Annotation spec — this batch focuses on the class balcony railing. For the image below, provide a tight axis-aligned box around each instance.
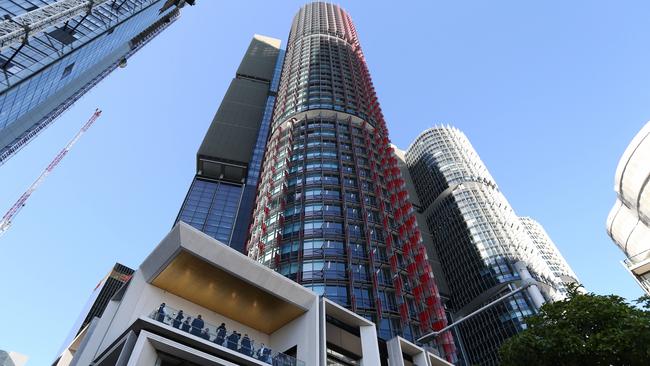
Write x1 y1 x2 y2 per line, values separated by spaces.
623 248 650 268
149 305 305 366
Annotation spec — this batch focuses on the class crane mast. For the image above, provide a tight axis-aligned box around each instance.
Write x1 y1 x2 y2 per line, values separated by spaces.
0 109 102 237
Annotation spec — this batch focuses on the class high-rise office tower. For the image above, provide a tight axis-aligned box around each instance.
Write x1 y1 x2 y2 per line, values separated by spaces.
394 145 471 365
607 121 650 295
520 217 579 292
405 126 575 365
0 0 192 166
246 3 455 361
175 35 283 253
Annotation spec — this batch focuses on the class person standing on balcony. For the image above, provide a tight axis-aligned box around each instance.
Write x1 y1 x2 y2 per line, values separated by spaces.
227 331 240 350
191 314 204 336
215 323 227 345
257 344 267 360
200 327 211 340
240 334 252 356
156 303 166 322
181 317 192 332
172 310 184 328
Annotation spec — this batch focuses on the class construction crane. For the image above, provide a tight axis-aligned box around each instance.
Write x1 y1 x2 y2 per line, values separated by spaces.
0 0 112 52
0 109 102 238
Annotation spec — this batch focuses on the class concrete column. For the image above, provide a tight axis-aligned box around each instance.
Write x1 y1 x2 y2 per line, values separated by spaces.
413 351 427 366
126 334 157 366
515 261 545 309
319 298 327 366
359 325 381 366
386 337 405 366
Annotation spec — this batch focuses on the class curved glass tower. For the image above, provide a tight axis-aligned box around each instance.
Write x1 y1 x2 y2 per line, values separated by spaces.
406 126 573 365
246 2 455 360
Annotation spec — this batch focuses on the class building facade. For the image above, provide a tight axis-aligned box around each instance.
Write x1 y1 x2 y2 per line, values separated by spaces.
520 217 579 293
607 121 650 295
54 262 134 364
0 0 191 166
393 146 470 365
0 350 27 366
56 222 453 366
245 3 454 361
54 263 134 365
404 126 575 365
175 35 283 252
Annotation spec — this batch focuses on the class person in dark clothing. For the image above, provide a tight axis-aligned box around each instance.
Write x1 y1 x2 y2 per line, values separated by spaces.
256 343 271 363
214 323 227 345
226 331 240 350
190 314 204 336
181 317 191 332
200 327 210 340
172 310 184 328
156 303 166 322
240 334 252 356
259 345 273 364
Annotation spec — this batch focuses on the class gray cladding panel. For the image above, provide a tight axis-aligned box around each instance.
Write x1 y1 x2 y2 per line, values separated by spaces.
237 36 281 82
197 78 269 166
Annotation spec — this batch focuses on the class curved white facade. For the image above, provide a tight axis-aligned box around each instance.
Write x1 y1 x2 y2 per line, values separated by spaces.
607 121 650 295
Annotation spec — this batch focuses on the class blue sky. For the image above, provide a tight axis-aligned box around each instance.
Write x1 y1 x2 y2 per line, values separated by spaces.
1 1 648 363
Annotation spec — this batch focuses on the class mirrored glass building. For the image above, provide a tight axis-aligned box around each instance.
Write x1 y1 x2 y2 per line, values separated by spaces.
0 0 191 166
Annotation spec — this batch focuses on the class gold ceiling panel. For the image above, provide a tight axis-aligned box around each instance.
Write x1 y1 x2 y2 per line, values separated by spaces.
152 251 305 334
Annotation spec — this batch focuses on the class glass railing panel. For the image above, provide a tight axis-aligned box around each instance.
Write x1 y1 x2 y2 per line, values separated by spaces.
624 248 650 266
148 305 305 365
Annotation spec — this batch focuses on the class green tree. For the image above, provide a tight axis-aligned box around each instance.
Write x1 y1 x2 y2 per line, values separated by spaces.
499 285 650 366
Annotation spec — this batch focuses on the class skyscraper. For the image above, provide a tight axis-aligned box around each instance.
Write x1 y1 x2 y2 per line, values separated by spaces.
607 121 650 295
520 217 579 293
404 126 575 365
0 0 192 166
175 34 283 252
245 3 454 361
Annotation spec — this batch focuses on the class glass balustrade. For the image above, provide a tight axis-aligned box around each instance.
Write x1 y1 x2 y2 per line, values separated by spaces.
148 304 305 366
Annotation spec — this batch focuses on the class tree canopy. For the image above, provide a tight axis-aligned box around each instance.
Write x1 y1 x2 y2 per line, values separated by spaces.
499 285 650 366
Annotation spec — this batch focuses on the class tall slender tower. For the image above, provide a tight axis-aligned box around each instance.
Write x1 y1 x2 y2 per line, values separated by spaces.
405 126 576 365
0 0 192 166
246 3 454 360
175 35 283 252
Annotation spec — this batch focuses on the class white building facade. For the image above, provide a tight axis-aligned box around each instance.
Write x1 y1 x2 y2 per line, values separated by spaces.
56 222 452 366
607 122 650 295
